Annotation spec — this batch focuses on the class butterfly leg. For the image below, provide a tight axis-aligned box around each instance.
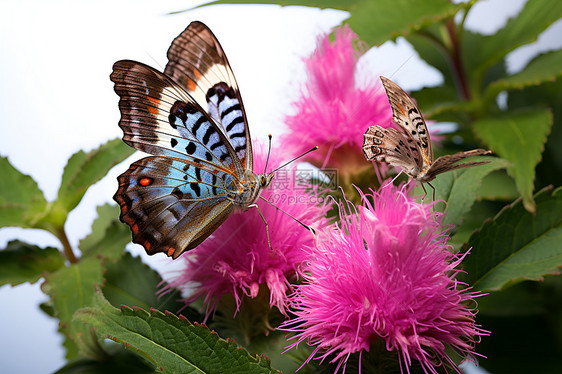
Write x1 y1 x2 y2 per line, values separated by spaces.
427 182 436 202
249 203 272 250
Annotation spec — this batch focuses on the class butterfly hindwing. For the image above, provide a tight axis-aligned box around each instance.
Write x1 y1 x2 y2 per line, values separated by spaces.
380 76 432 165
114 156 236 258
424 149 492 181
164 21 252 171
111 60 244 176
363 125 422 175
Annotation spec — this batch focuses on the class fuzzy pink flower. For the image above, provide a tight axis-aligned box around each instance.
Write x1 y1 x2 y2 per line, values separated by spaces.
282 25 393 172
165 141 330 320
282 183 487 373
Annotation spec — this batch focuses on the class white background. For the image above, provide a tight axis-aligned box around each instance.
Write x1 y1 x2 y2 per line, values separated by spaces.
0 0 560 372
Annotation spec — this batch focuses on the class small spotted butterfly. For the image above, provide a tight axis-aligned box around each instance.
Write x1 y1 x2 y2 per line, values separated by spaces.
111 21 274 259
363 76 491 186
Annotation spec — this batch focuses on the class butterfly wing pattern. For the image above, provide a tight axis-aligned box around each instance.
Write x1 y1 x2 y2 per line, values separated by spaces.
111 22 268 259
363 76 491 183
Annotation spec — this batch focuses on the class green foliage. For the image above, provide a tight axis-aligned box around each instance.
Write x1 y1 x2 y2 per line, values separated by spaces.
473 108 552 212
74 290 281 373
0 156 48 229
0 240 65 286
2 1 561 373
463 186 562 291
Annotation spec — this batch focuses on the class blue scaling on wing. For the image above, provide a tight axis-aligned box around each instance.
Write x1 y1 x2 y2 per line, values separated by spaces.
110 60 243 175
113 155 237 257
168 100 233 168
205 82 247 163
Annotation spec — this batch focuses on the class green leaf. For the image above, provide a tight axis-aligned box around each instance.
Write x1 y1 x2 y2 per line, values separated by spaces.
75 290 281 373
42 257 105 359
190 0 356 9
103 252 191 317
79 204 130 260
463 186 562 291
473 108 552 212
479 169 520 201
57 139 134 214
54 349 154 374
485 50 562 102
0 240 65 286
415 157 509 228
347 0 460 46
0 156 48 229
463 0 562 74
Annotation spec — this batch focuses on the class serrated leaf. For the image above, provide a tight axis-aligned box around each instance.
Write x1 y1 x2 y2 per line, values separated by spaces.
486 50 562 101
42 257 105 360
463 0 562 74
75 290 281 373
79 204 129 260
57 139 134 214
473 108 552 212
0 240 65 286
463 186 562 291
414 157 509 228
103 252 192 317
0 156 48 228
347 0 460 46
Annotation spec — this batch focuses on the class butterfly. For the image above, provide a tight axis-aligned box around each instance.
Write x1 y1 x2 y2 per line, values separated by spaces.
363 76 491 189
110 21 274 259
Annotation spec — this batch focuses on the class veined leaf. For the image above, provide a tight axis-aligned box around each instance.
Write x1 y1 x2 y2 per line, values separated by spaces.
53 350 154 374
415 157 510 228
57 139 134 214
103 252 192 318
75 290 281 373
42 257 105 360
463 0 562 74
0 240 65 286
473 108 552 212
79 204 129 260
0 156 48 229
486 50 562 101
347 0 461 46
463 186 562 291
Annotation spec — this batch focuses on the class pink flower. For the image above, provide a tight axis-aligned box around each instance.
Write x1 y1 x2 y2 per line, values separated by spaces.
165 141 330 321
282 25 393 173
281 183 487 373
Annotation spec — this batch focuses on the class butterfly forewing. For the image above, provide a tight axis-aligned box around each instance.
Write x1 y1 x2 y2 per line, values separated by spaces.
363 125 422 176
164 21 252 171
380 76 432 167
111 60 244 176
363 77 492 184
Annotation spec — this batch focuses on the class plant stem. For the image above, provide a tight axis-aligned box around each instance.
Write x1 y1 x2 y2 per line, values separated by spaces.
57 226 77 264
446 19 471 101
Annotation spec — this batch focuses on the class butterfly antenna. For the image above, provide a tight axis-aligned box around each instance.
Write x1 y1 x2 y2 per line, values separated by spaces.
263 134 273 174
259 196 316 236
267 146 319 176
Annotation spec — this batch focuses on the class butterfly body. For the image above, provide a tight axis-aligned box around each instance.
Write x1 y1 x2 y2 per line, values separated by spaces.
363 77 491 183
111 22 271 259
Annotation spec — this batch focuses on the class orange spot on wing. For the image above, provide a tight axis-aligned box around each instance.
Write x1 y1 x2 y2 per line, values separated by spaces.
396 103 406 116
192 67 203 80
139 177 153 186
187 78 197 91
147 96 160 115
144 241 151 251
131 224 139 235
167 247 175 257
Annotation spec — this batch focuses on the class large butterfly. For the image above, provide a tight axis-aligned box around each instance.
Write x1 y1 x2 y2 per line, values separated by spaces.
111 21 273 259
363 76 491 184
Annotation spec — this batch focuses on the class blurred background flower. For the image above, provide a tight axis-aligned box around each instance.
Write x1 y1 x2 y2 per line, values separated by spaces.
282 25 394 197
